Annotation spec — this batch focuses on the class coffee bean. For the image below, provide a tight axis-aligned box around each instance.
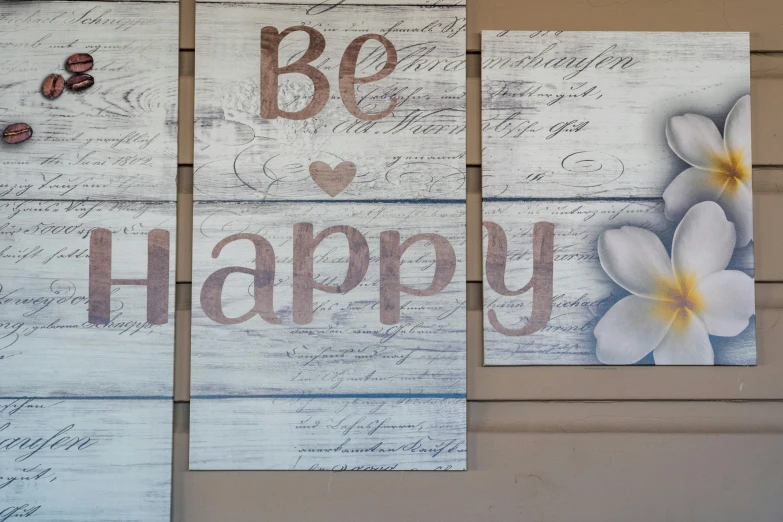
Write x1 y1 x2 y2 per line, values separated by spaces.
3 123 33 145
66 53 94 73
42 73 65 99
66 73 94 92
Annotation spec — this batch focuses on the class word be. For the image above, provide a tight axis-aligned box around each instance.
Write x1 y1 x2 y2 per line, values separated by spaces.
261 26 398 121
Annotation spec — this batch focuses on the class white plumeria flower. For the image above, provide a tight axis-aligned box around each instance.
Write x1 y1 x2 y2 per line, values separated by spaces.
664 95 753 247
595 201 754 365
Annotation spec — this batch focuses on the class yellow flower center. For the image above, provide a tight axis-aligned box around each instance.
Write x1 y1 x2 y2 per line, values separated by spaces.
652 273 704 331
710 149 750 195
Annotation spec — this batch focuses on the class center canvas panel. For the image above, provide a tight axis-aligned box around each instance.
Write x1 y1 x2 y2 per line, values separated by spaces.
190 0 467 470
0 1 178 518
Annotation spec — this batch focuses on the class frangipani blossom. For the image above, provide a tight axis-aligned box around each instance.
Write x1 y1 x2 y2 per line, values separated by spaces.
664 95 753 247
594 201 754 365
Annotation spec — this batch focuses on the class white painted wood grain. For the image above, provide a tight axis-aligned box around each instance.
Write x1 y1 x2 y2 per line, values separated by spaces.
192 0 467 469
190 397 466 470
0 398 171 522
0 2 178 201
194 2 466 201
483 200 756 366
189 201 466 469
196 0 464 8
0 1 177 510
0 200 176 397
49 0 177 2
190 202 465 395
481 31 750 199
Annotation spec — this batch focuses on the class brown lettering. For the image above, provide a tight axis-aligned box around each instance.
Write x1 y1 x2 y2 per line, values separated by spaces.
484 221 554 336
339 34 398 121
261 25 330 120
379 232 456 325
200 234 281 325
293 223 369 325
88 228 169 325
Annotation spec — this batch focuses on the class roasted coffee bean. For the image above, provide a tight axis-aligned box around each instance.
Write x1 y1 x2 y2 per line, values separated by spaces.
3 123 33 145
66 73 94 92
42 73 65 99
66 53 94 73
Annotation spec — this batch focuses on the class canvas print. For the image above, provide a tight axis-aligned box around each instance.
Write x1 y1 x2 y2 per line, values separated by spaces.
0 398 172 522
0 2 178 200
0 1 177 518
481 31 755 366
193 0 466 202
190 0 467 469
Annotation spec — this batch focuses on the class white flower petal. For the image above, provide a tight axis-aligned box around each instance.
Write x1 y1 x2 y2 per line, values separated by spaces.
695 270 755 337
663 167 725 221
666 113 725 170
595 295 674 365
598 227 674 298
724 95 752 167
653 315 714 365
717 179 754 247
671 201 736 282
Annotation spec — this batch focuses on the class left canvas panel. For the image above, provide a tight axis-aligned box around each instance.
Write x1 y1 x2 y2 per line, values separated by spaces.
0 2 177 519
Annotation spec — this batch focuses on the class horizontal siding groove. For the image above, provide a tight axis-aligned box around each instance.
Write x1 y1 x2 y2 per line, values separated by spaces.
172 398 783 403
466 50 783 56
465 164 783 169
469 401 783 433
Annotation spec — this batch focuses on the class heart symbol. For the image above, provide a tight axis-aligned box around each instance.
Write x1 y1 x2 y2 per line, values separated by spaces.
309 161 356 197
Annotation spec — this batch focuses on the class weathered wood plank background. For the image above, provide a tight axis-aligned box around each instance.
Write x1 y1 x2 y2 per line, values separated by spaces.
0 398 172 522
190 397 466 470
481 31 756 366
193 1 466 202
0 200 176 396
190 0 467 470
0 1 179 201
189 201 467 469
0 2 177 520
192 203 465 388
481 31 749 199
191 203 465 395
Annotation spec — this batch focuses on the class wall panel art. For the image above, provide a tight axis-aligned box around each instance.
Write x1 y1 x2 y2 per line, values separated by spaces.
0 1 177 518
482 31 755 366
191 0 467 470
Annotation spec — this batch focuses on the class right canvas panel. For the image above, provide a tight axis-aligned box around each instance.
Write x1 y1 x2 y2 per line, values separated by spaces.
481 31 756 366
